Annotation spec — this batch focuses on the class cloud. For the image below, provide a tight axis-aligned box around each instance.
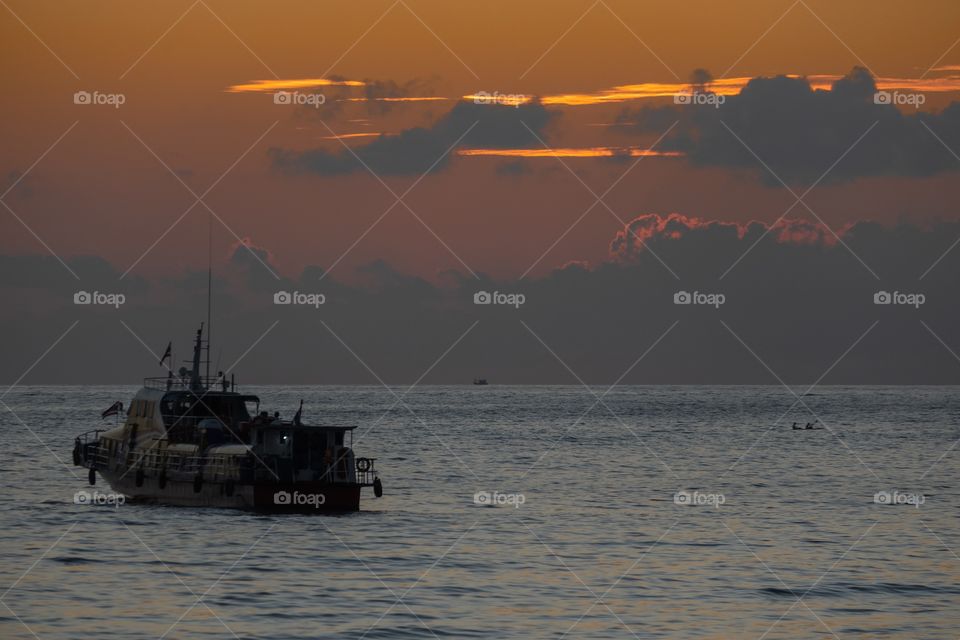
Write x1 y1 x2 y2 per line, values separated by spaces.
0 254 147 293
226 237 281 291
269 99 556 176
3 216 960 384
621 67 960 183
609 213 841 262
226 77 366 92
458 147 679 158
229 237 273 268
358 77 440 114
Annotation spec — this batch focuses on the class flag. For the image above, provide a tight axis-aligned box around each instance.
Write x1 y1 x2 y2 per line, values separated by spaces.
101 401 123 420
293 399 303 426
159 342 172 366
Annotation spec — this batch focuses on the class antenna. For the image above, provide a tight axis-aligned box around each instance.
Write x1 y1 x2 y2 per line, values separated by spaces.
206 210 212 382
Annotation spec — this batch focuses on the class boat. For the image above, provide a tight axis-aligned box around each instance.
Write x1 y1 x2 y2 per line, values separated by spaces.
473 378 488 385
72 324 383 512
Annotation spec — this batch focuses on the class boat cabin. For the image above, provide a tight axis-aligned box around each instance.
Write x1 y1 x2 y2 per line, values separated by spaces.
252 424 359 483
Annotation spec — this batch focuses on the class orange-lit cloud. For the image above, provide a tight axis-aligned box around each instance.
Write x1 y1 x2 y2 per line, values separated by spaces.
320 132 383 140
458 147 682 158
226 78 365 92
231 72 960 106
339 97 449 103
462 93 532 107
610 213 843 262
539 79 748 105
537 74 960 106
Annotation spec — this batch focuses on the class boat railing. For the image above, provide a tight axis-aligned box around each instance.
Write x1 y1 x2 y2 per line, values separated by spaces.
355 458 378 487
74 429 103 446
89 446 112 470
142 376 228 391
78 431 378 487
183 455 216 475
124 450 249 475
74 430 105 469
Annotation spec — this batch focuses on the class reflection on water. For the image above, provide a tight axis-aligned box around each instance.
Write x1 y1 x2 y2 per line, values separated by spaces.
0 385 958 638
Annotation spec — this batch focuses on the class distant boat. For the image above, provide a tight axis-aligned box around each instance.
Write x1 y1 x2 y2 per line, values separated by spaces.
473 378 488 385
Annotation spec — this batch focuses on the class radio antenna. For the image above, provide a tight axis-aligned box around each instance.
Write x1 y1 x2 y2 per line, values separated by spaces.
206 211 212 383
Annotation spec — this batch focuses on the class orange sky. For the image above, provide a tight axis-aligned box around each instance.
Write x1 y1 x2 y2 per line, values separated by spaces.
2 0 960 281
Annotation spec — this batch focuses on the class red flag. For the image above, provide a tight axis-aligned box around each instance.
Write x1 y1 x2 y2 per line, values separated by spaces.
101 401 123 420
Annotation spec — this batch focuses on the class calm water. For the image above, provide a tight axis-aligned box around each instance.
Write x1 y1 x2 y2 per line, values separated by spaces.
0 385 958 639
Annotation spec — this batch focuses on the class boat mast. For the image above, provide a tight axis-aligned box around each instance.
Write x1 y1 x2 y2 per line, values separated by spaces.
206 211 212 383
190 324 204 391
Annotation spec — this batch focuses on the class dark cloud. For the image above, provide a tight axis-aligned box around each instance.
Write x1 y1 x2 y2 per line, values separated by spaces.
0 254 147 294
361 77 438 114
226 238 279 291
270 100 556 176
229 238 273 269
3 216 960 384
610 213 841 264
623 67 960 184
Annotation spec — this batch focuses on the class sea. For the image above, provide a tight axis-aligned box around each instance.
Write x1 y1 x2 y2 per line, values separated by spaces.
0 385 957 639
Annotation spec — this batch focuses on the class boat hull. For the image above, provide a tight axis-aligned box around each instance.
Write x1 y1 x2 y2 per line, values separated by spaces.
96 471 363 513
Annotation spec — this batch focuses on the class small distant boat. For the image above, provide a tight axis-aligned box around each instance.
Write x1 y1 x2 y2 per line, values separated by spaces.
473 378 488 385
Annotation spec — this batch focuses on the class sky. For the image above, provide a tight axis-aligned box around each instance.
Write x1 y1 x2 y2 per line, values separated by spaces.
2 0 960 383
